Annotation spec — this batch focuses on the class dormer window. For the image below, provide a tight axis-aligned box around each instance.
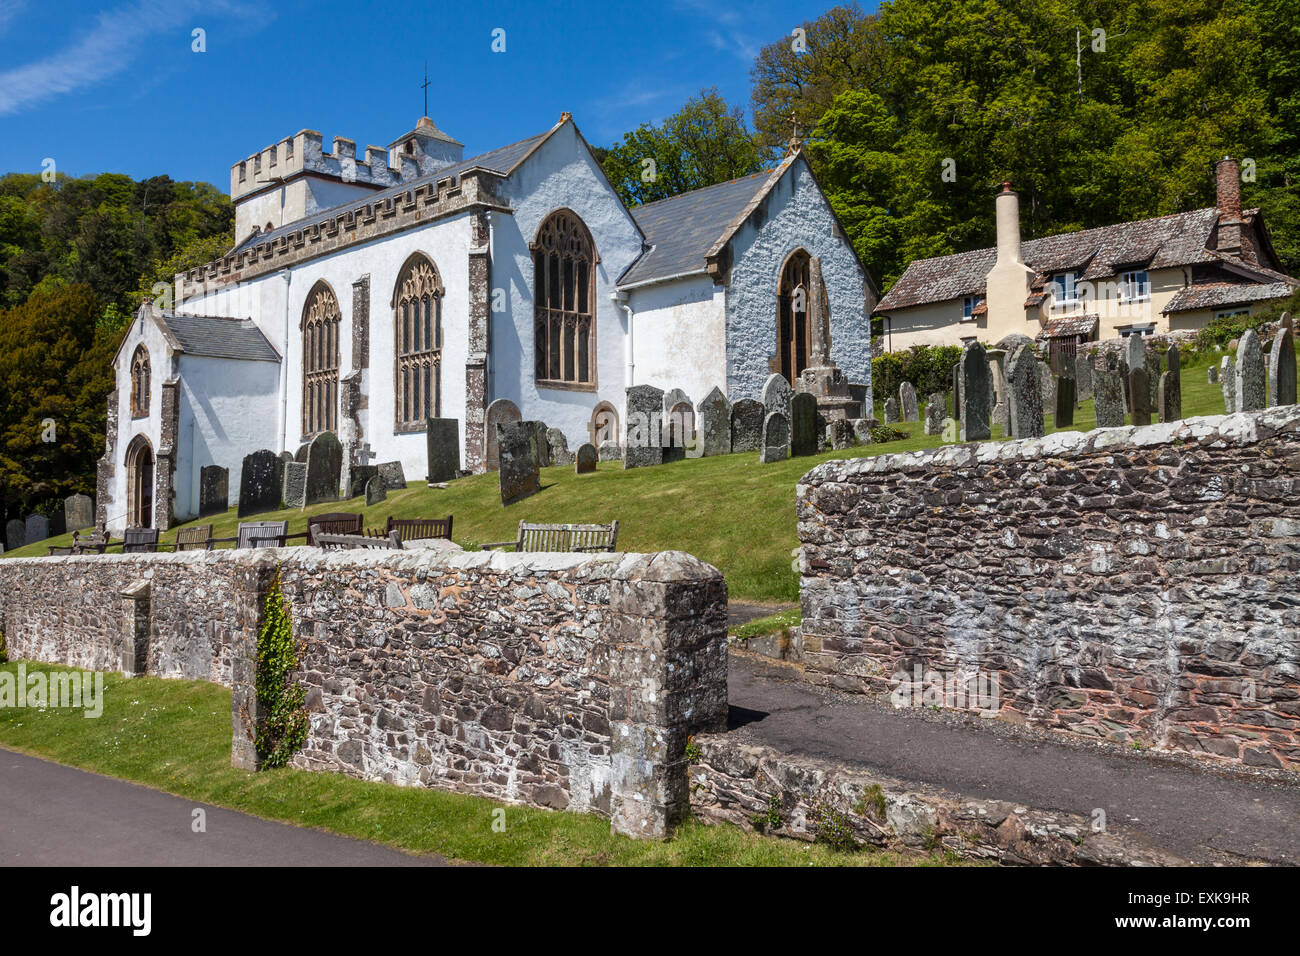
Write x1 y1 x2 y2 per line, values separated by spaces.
1050 272 1078 306
1119 270 1150 302
961 295 983 321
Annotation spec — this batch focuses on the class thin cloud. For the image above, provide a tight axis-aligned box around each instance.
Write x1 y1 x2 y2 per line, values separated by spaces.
0 0 26 34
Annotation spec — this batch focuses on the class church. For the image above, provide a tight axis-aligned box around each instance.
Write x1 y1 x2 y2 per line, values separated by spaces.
98 112 876 531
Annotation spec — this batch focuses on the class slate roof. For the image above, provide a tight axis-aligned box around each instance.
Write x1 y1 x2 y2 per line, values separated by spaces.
1037 314 1100 340
162 313 280 362
234 132 550 253
1163 281 1294 314
877 207 1232 312
617 168 775 287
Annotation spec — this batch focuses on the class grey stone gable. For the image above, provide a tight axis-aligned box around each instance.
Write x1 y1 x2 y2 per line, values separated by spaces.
162 313 281 362
617 169 774 286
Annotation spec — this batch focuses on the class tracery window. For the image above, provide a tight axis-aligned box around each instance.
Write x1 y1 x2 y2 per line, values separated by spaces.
394 254 443 430
130 346 151 418
533 210 597 388
302 282 340 436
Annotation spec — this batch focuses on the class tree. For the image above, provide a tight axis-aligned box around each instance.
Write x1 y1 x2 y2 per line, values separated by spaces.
600 89 766 205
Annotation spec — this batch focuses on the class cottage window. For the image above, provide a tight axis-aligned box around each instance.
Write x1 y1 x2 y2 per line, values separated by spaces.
533 210 597 389
394 254 443 430
1119 270 1150 301
302 282 340 436
130 346 151 419
1051 272 1079 305
961 295 983 321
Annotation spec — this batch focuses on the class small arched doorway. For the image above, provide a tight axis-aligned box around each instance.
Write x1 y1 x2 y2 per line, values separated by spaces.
125 435 155 529
589 401 620 447
777 249 812 384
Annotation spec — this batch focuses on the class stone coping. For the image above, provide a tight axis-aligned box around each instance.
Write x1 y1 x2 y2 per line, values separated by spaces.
1 547 720 583
800 405 1300 483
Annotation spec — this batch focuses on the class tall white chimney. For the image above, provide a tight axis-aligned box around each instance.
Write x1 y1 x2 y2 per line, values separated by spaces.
995 181 1022 265
985 181 1034 340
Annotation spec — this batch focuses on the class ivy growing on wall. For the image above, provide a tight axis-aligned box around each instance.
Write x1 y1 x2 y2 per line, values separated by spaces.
0 626 8 665
254 571 309 768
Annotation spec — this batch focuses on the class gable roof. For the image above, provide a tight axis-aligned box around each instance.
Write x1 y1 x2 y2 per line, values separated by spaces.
877 207 1232 312
162 313 281 362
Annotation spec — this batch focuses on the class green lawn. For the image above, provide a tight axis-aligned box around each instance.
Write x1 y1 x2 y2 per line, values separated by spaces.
0 662 958 867
5 344 1281 603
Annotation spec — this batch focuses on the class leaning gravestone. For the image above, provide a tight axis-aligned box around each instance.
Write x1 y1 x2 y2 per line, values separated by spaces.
761 373 793 423
238 449 285 517
883 397 900 424
759 411 790 464
199 465 229 517
547 427 574 467
625 384 665 469
484 399 522 472
575 443 598 474
1235 329 1265 413
426 418 460 483
377 460 407 491
64 493 94 533
346 465 379 499
282 461 308 509
1221 355 1237 413
1075 353 1094 402
790 392 819 457
924 399 945 436
304 431 343 505
898 381 919 422
498 420 542 505
1055 364 1076 428
1006 345 1044 439
1268 316 1296 406
697 387 732 457
1158 344 1182 423
960 341 992 442
730 398 765 453
1130 367 1152 426
25 514 49 545
5 519 23 551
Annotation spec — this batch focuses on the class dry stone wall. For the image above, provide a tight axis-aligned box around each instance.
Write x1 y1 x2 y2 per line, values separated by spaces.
797 407 1300 770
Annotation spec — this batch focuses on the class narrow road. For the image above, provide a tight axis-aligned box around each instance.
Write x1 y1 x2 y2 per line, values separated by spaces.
0 749 447 866
729 656 1300 864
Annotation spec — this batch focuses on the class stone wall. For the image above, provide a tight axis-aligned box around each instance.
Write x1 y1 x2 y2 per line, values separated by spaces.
0 547 729 837
797 407 1300 770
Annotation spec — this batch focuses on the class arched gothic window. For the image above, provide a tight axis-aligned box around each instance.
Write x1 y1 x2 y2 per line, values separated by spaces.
130 346 151 418
394 254 444 430
533 210 597 388
777 249 812 383
302 282 340 436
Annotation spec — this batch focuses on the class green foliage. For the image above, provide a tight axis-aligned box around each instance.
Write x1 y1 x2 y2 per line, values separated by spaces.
0 627 8 665
810 799 859 852
599 88 766 206
685 737 702 764
870 424 910 443
854 784 887 822
254 571 309 769
872 344 963 401
751 794 784 834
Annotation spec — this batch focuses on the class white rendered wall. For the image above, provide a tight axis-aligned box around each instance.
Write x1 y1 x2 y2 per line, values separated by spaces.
628 276 727 403
724 157 875 404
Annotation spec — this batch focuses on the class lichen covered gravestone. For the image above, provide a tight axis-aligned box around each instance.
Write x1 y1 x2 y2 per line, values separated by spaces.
1158 344 1182 423
924 399 945 436
761 373 792 423
484 399 522 472
1208 365 1218 384
303 431 343 505
790 392 819 457
1006 345 1044 439
759 411 790 464
1235 329 1265 413
1221 355 1236 413
346 464 379 499
624 384 664 469
1075 353 1094 401
63 493 94 533
575 443 598 474
959 341 991 441
376 460 407 491
1143 349 1162 409
1094 358 1126 427
898 381 919 422
730 398 764 453
1130 366 1152 426
199 466 228 517
547 427 574 467
425 418 461 483
498 420 542 505
282 461 308 508
1054 364 1076 428
24 514 49 545
1268 316 1296 407
1037 359 1056 412
238 449 285 517
365 476 387 505
697 387 731 457
883 397 900 424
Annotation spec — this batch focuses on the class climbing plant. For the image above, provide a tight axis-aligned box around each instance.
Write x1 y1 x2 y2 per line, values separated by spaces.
254 570 309 768
0 626 8 665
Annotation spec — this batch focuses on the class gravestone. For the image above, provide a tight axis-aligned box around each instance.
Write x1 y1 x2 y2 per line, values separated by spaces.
238 449 285 517
304 431 344 505
759 411 790 464
526 422 552 468
345 464 379 499
898 382 919 422
1129 367 1152 426
1094 365 1126 427
1207 365 1218 384
924 399 945 436
1006 345 1044 439
25 514 49 545
790 392 820 457
760 373 792 422
1158 344 1182 423
1221 355 1237 413
697 387 731 457
1268 316 1296 406
597 441 622 462
883 397 900 424
199 466 229 518
848 383 869 419
1125 335 1145 380
949 363 962 422
376 460 407 491
282 461 308 508
730 398 765 453
827 419 856 450
662 388 691 421
624 385 665 469
661 402 692 464
1235 329 1265 413
365 477 387 506
547 427 574 467
484 399 522 472
575 443 598 474
64 493 94 532
1144 350 1162 409
1055 365 1076 428
50 512 65 538
959 341 992 442
1037 359 1056 412
5 519 23 551
852 419 876 445
1075 353 1094 402
498 420 542 505
425 418 461 483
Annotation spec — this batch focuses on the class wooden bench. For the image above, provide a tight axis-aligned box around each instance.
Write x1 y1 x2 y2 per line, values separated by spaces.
280 512 365 547
208 520 290 549
315 531 403 551
386 516 453 541
173 525 213 552
483 520 619 554
48 529 112 556
122 528 160 553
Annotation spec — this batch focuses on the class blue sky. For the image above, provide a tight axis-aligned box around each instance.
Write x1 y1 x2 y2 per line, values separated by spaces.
0 0 865 190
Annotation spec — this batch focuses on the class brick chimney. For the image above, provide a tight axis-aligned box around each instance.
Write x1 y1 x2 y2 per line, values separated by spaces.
1214 156 1243 257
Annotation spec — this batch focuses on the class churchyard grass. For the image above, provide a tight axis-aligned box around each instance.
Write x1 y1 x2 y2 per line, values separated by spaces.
0 662 967 866
8 346 1289 603
731 607 802 641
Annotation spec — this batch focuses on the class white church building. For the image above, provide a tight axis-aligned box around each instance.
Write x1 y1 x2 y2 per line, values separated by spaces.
99 112 876 530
